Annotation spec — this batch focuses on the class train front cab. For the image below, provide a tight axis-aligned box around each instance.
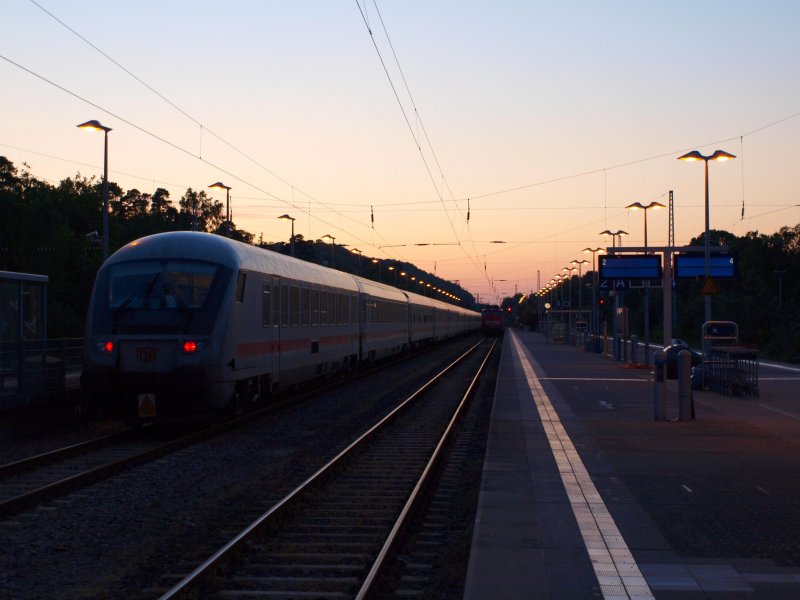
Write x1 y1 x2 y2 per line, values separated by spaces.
82 250 234 422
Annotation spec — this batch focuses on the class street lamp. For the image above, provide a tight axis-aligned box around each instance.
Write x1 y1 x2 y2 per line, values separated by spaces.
625 201 665 251
77 119 112 259
625 202 664 365
600 229 628 247
209 182 232 237
570 259 589 315
562 266 578 307
321 234 336 267
583 247 604 336
372 258 382 282
351 248 362 274
678 149 736 325
277 214 296 257
387 265 397 287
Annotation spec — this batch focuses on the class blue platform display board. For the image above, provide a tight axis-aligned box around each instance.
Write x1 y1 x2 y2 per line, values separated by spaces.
674 254 736 279
599 255 662 280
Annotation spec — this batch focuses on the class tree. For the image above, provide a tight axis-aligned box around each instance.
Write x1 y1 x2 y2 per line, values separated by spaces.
179 188 223 232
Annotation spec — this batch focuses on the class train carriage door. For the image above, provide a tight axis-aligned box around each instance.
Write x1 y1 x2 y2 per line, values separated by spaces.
271 276 281 385
358 294 366 362
231 271 259 370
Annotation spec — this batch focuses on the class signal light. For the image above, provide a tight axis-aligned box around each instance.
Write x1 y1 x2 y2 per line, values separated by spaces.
97 341 114 353
182 341 198 353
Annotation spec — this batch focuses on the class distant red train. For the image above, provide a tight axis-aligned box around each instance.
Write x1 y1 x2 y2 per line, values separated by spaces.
481 306 505 336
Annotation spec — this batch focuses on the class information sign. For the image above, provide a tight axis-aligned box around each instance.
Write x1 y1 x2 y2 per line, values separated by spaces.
674 254 736 279
599 255 662 281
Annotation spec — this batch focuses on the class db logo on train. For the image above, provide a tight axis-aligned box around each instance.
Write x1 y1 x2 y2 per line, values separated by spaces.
137 348 159 363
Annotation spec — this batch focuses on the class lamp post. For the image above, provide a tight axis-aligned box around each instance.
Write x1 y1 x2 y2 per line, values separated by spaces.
562 267 577 308
321 234 336 267
600 229 628 247
625 202 664 365
678 149 736 325
209 182 232 237
625 201 665 251
77 120 112 260
570 259 589 316
387 265 397 287
599 231 627 346
277 214 296 257
583 247 604 336
400 270 408 289
351 248 362 274
372 258 381 282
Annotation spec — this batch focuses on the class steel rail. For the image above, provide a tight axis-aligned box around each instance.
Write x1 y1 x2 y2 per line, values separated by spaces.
356 337 497 599
0 428 137 478
159 338 487 599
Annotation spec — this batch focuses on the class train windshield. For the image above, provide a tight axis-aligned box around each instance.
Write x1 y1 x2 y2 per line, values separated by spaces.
89 259 230 335
109 260 218 310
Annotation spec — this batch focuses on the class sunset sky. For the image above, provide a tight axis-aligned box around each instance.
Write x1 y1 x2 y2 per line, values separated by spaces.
2 1 799 303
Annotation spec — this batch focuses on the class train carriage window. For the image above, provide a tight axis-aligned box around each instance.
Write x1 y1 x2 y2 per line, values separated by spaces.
280 285 289 327
272 283 279 327
319 291 328 325
327 293 335 326
345 295 351 324
335 294 343 325
235 272 246 303
290 286 299 326
301 287 310 325
311 289 319 325
262 283 270 327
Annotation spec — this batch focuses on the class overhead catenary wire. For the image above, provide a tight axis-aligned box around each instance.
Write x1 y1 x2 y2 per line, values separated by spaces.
0 52 398 258
25 0 404 258
12 3 800 296
354 0 489 284
370 0 485 272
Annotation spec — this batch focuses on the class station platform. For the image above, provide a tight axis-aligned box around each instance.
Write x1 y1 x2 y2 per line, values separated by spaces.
464 329 800 599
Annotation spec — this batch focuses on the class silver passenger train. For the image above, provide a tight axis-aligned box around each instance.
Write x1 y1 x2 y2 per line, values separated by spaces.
81 232 480 421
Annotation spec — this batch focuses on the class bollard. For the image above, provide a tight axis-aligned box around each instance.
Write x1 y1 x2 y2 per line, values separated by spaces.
622 337 628 363
678 349 695 420
653 351 667 421
630 335 639 364
614 335 621 361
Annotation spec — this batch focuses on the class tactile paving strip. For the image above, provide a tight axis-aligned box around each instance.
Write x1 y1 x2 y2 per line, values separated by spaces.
511 332 655 600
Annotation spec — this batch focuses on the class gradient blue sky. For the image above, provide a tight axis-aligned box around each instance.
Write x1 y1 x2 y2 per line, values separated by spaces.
2 1 799 302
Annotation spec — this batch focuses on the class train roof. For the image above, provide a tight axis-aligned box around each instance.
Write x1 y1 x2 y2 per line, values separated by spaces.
107 232 479 315
353 275 408 303
106 232 359 292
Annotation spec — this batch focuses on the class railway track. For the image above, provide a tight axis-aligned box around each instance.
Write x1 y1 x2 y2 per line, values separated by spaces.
159 337 496 599
0 336 483 522
0 426 189 518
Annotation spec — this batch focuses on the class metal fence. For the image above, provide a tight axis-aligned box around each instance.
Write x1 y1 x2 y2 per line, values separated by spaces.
0 338 83 409
706 346 759 398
